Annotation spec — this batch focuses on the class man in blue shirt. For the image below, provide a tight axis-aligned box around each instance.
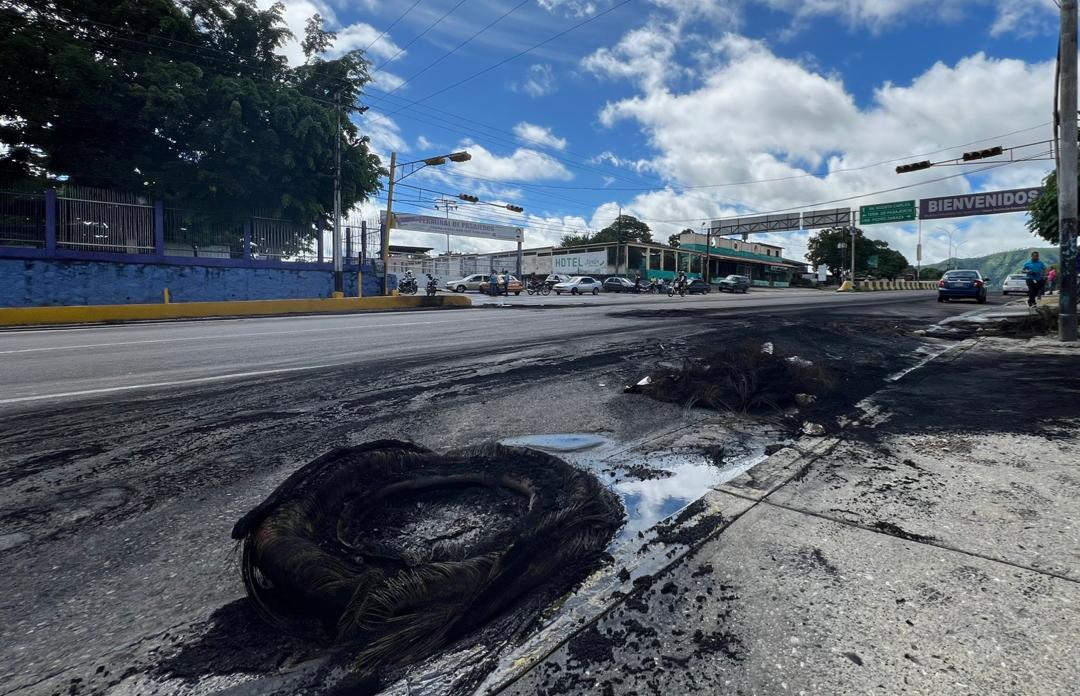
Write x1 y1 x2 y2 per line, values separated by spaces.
1022 251 1047 307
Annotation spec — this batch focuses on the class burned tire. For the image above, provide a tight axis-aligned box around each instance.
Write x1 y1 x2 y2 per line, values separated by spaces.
232 440 621 680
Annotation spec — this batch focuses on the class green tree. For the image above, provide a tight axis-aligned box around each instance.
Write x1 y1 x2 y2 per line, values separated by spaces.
1027 167 1075 244
558 232 592 248
869 240 909 279
807 226 908 279
0 0 383 244
669 228 692 247
595 214 652 244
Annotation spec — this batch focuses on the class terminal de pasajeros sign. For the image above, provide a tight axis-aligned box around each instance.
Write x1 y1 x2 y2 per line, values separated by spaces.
552 250 606 274
382 212 523 242
918 187 1043 220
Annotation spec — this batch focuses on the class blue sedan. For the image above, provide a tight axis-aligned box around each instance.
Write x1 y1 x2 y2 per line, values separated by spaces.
937 270 988 303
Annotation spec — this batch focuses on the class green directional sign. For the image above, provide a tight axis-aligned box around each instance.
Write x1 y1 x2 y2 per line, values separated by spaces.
860 200 916 225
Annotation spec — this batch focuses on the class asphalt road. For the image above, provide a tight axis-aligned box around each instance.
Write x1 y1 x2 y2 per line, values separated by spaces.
0 288 1013 696
0 290 992 408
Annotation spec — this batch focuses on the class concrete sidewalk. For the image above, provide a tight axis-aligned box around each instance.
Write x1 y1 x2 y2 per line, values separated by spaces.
501 335 1080 695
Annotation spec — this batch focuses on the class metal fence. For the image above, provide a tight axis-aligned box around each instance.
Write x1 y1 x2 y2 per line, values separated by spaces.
57 185 154 254
0 188 46 247
251 215 318 262
164 208 243 258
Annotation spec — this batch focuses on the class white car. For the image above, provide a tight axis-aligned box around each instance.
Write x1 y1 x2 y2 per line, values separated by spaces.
444 274 489 293
1001 274 1028 295
553 276 601 295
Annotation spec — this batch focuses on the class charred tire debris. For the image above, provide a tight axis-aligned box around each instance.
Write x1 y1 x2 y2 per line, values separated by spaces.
231 440 622 690
629 339 835 414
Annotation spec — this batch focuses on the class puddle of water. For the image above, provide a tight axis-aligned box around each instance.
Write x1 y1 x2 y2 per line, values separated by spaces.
500 433 609 452
499 433 770 547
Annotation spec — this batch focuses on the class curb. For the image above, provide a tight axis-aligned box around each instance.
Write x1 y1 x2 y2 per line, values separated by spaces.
0 295 472 327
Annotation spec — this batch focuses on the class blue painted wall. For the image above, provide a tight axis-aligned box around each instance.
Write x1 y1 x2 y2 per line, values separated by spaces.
0 258 393 307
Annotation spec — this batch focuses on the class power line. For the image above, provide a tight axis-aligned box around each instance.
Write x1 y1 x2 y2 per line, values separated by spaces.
371 0 471 75
362 0 427 54
385 0 532 96
380 0 633 116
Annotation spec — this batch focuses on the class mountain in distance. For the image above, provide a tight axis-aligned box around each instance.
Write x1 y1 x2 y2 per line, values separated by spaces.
923 247 1059 281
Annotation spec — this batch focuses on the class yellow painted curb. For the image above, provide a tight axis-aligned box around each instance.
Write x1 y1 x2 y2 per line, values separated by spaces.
0 295 472 327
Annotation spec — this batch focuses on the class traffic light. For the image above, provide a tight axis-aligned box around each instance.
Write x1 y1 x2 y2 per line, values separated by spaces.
961 146 1003 161
895 160 932 174
505 204 524 213
458 193 479 202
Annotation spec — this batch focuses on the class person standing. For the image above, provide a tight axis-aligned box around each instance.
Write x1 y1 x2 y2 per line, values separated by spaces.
1047 266 1058 295
1022 251 1047 308
502 269 510 296
488 269 498 297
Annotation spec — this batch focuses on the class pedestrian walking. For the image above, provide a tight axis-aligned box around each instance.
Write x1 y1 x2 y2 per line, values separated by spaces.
1022 251 1047 308
1047 266 1058 295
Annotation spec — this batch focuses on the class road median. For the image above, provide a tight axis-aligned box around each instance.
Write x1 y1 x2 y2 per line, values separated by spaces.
0 294 471 327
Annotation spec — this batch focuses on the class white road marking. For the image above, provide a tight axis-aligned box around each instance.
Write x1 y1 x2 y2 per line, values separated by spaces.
0 362 352 405
0 316 490 354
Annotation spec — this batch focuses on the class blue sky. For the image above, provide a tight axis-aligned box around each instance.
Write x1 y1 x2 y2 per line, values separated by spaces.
271 0 1061 264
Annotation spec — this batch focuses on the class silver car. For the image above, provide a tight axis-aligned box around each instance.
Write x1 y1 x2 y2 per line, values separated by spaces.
1001 274 1027 295
552 276 601 295
444 274 489 293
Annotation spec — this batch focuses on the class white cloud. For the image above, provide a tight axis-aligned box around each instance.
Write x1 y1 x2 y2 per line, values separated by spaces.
513 122 568 150
329 22 402 62
358 111 407 156
537 0 599 18
578 16 1055 263
511 64 558 98
645 0 1056 38
450 142 573 181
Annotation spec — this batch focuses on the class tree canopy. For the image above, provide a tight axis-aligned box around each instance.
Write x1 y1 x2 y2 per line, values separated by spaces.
807 226 909 279
0 0 383 228
1027 167 1074 245
559 214 653 248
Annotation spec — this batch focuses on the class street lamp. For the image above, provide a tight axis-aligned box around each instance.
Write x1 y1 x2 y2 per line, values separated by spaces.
382 151 471 295
935 225 958 269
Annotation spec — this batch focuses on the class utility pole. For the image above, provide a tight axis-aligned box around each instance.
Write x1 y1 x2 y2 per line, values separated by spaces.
333 91 343 295
616 206 623 276
1059 0 1078 341
916 218 922 281
381 151 396 296
434 197 458 278
849 221 856 286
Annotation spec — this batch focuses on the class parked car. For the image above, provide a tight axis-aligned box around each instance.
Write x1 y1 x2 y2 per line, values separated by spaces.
544 274 571 287
1001 274 1028 295
603 277 636 293
686 278 711 294
444 274 489 293
479 275 523 295
716 274 750 293
937 269 988 303
553 276 601 295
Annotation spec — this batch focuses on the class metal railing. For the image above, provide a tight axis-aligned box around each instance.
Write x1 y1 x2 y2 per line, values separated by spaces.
251 215 318 262
1 186 385 268
164 208 243 258
0 188 45 247
56 186 153 253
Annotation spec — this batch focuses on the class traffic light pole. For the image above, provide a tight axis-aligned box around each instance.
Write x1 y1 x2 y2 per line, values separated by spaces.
1059 0 1078 341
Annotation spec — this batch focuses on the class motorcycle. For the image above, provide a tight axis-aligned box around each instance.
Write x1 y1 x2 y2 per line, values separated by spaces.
526 280 551 296
398 275 418 295
425 275 439 297
667 281 687 298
